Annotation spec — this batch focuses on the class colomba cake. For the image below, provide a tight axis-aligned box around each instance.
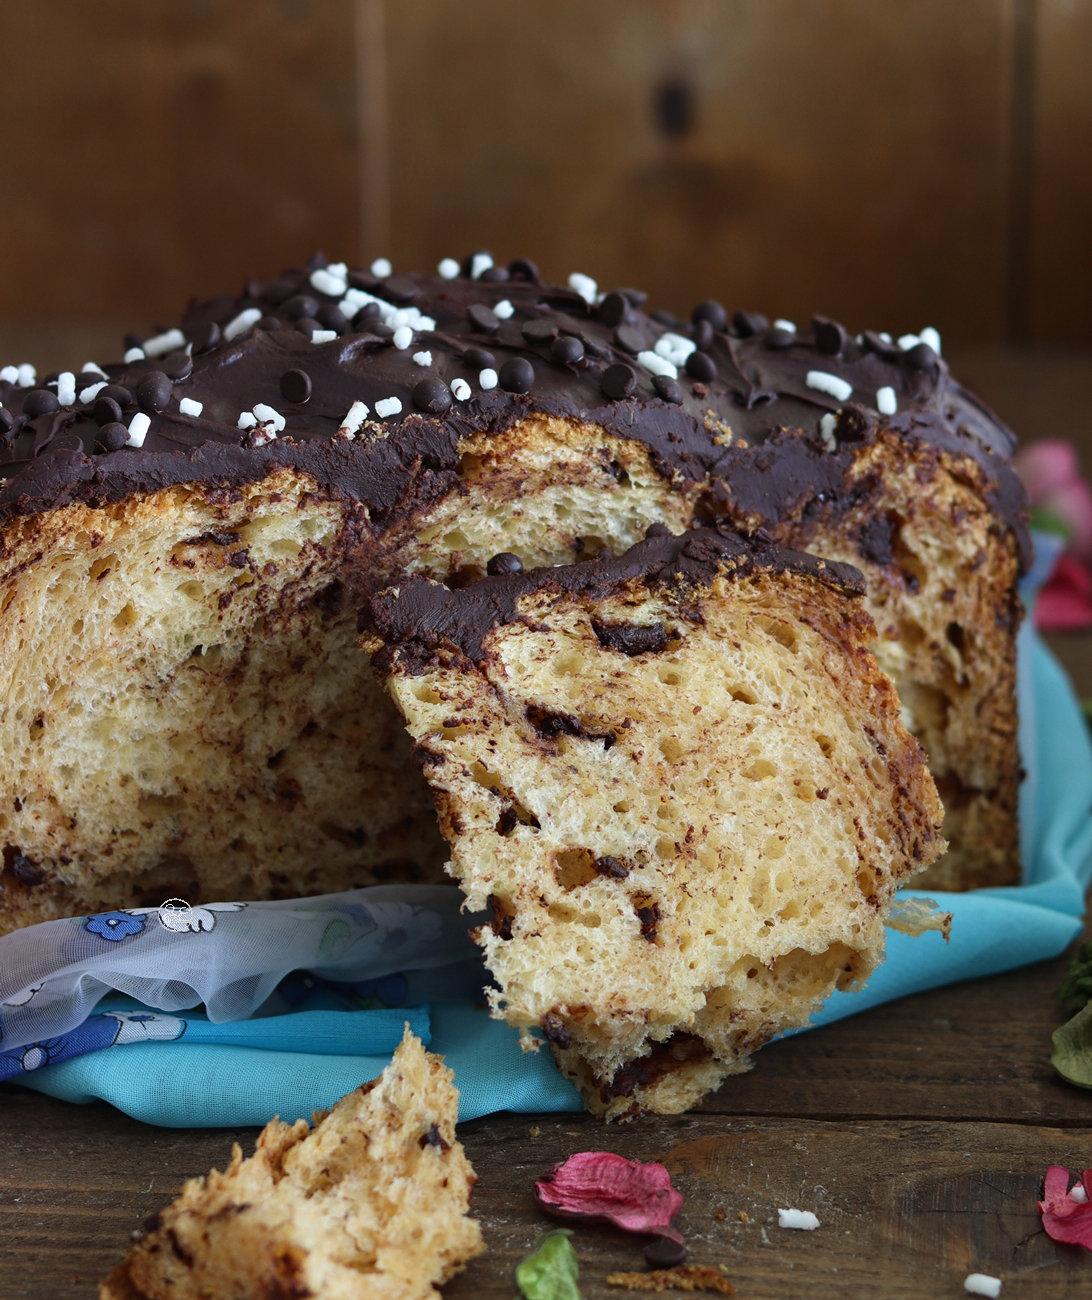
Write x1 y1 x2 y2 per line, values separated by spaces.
363 525 946 1117
0 254 1026 932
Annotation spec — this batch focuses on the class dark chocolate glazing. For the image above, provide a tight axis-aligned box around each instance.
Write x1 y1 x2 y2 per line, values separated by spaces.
0 255 1029 568
366 524 867 669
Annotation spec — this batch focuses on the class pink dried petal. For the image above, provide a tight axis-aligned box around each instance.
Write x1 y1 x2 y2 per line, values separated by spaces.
1041 480 1092 560
535 1151 684 1244
1015 440 1080 502
1036 556 1092 632
1037 1165 1092 1249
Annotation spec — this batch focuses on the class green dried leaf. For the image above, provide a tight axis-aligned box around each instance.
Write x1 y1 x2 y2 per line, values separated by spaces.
1051 1000 1092 1090
1056 940 1092 1016
516 1229 581 1300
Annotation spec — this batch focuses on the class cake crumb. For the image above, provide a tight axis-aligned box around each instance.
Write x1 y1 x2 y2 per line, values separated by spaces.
714 1208 726 1221
736 1210 748 1223
606 1266 734 1294
528 1125 541 1138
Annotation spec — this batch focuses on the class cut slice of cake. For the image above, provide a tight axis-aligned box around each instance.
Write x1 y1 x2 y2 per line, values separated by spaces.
364 527 946 1118
99 1028 483 1300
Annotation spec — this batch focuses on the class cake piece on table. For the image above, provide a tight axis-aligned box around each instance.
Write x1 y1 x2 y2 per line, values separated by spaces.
363 526 946 1118
99 1028 482 1300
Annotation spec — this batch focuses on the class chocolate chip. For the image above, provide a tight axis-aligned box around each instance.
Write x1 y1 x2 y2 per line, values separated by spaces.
136 371 172 413
0 407 12 435
464 346 496 369
903 341 938 372
487 552 523 575
263 279 296 306
243 278 262 301
347 270 382 293
652 374 685 404
731 309 768 337
461 250 492 277
256 315 281 332
692 299 728 332
306 251 328 271
686 350 717 382
316 305 350 335
21 389 58 418
367 322 395 341
294 317 321 339
467 304 501 333
123 332 143 351
161 353 193 382
763 326 795 350
507 257 539 281
581 336 609 359
644 1237 687 1269
522 319 558 344
283 294 320 321
413 378 453 414
601 363 637 399
613 325 644 355
812 314 847 356
356 303 383 326
479 265 510 283
652 310 680 327
97 422 129 452
598 292 629 328
189 320 220 354
861 330 900 358
99 384 133 409
280 369 312 404
620 288 649 307
383 275 419 303
499 358 534 393
692 318 714 352
645 523 673 538
552 335 584 365
93 396 123 427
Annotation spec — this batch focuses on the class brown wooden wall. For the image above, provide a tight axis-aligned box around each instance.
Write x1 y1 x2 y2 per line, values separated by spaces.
0 0 1088 356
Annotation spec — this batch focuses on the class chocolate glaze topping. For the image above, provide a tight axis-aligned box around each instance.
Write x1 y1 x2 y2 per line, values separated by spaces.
366 523 867 670
0 255 1029 569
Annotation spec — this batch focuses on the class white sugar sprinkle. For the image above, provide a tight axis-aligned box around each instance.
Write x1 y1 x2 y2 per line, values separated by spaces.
375 396 402 418
819 412 838 451
777 1208 820 1231
876 386 897 416
879 331 893 344
238 411 257 430
655 332 696 367
311 330 338 345
310 267 348 297
494 299 514 319
438 257 460 279
224 308 262 342
412 350 433 366
392 326 414 350
773 318 797 332
56 372 76 406
79 381 106 404
17 363 35 387
919 326 942 355
470 253 493 279
124 347 145 363
126 412 150 448
451 378 471 401
141 328 186 358
370 257 393 278
568 272 598 304
0 366 19 384
479 367 498 390
179 397 203 418
252 402 286 433
338 287 435 333
81 361 108 378
638 349 677 379
806 370 853 402
964 1274 1001 1298
897 333 921 351
339 399 370 438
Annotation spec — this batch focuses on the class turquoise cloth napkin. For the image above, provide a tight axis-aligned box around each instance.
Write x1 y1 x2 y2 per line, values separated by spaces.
9 627 1092 1126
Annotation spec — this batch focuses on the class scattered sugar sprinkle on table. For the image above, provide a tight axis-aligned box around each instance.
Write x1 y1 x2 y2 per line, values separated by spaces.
777 1208 819 1230
964 1273 1001 1298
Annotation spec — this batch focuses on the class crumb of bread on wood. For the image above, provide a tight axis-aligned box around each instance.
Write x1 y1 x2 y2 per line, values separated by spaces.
606 1265 734 1293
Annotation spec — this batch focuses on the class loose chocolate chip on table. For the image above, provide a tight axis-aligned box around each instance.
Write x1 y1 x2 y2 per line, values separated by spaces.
21 389 59 418
652 374 685 404
93 396 124 427
282 294 320 321
99 384 133 409
686 350 717 382
256 315 282 332
552 335 585 365
464 346 496 369
644 1237 687 1269
692 299 728 332
812 314 847 356
522 319 558 344
499 358 534 393
97 422 130 452
903 341 939 372
692 318 714 352
507 257 539 281
731 309 768 337
487 552 524 575
467 304 501 333
413 378 453 414
763 326 795 350
601 363 637 400
189 320 221 354
613 325 644 355
135 371 172 413
294 317 322 339
479 265 510 283
280 369 312 404
598 291 630 328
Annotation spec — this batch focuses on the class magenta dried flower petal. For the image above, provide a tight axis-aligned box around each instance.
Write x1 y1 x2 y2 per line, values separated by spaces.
534 1151 684 1244
1037 1164 1092 1249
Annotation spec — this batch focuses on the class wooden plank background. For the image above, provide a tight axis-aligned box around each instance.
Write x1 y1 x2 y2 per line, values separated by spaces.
0 1 1089 353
